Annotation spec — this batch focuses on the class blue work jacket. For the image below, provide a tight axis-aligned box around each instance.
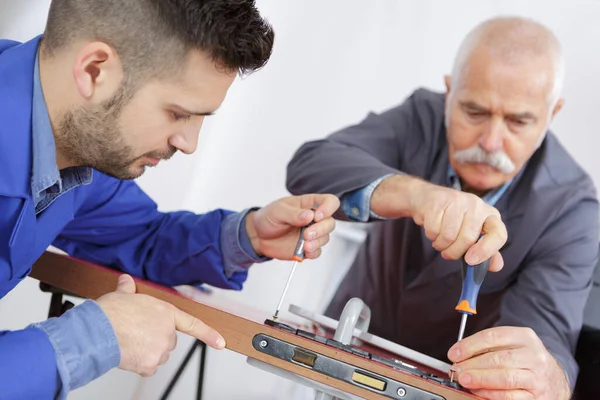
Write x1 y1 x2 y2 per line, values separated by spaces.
0 37 249 398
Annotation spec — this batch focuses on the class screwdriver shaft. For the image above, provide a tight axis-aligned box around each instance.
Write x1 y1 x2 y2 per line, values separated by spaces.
457 313 468 342
450 313 469 383
272 212 316 320
273 260 299 320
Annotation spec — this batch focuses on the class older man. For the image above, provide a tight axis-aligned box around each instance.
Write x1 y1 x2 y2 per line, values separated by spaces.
287 16 599 399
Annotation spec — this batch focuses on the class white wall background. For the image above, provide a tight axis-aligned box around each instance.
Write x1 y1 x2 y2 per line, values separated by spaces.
1 0 599 399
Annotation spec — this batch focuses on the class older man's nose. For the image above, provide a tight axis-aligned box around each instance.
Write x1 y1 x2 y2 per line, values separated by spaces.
479 119 505 153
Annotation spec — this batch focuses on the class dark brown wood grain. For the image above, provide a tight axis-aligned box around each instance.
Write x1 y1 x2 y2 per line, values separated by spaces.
30 251 477 400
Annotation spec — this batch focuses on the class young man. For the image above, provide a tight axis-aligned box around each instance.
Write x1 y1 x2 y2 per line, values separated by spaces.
0 0 339 398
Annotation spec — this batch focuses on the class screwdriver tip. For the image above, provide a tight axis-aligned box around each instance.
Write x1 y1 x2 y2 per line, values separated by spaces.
450 370 455 383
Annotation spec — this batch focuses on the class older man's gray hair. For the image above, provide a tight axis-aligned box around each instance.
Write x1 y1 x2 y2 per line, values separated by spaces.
449 16 565 110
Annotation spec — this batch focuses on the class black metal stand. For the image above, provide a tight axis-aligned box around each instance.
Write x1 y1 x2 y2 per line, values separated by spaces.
40 282 76 318
40 282 208 400
160 339 207 400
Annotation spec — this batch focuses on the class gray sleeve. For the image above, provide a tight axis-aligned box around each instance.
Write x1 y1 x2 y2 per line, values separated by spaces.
286 90 436 220
495 192 599 391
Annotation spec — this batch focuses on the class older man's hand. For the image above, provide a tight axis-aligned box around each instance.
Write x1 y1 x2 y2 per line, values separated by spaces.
371 174 507 271
448 326 571 400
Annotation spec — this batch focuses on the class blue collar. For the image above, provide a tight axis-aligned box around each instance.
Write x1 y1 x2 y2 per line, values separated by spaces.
31 46 61 205
30 45 92 210
447 165 512 207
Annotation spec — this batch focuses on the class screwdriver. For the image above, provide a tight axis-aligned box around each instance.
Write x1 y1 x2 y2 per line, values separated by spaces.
450 257 491 383
273 218 315 320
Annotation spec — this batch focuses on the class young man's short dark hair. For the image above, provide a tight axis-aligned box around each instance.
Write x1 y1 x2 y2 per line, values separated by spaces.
42 0 274 81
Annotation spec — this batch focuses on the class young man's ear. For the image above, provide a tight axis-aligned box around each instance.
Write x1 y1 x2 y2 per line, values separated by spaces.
73 41 123 101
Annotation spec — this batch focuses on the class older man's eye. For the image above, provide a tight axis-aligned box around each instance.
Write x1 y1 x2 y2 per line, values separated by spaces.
510 118 527 127
467 111 486 119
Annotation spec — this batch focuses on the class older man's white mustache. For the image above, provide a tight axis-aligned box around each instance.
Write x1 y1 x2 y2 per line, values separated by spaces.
453 146 516 174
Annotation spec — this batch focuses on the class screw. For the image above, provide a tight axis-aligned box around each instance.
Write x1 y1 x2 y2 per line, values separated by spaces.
396 387 406 397
259 340 268 348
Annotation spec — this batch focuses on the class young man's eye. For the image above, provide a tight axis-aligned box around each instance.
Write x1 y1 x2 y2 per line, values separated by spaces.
172 112 191 121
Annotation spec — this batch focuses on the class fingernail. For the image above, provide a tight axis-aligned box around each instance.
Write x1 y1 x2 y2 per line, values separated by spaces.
460 373 471 385
466 251 480 265
316 212 324 221
300 210 312 221
118 275 129 284
216 336 226 349
309 230 317 240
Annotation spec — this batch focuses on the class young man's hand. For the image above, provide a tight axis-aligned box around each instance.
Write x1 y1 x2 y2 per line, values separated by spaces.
245 193 340 260
97 275 225 377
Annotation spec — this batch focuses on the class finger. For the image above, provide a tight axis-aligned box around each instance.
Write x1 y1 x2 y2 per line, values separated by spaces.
488 252 505 272
465 215 507 266
269 201 315 228
173 308 226 350
304 217 335 241
303 235 331 253
453 348 534 372
168 331 178 351
298 194 340 221
115 274 136 294
304 248 322 260
448 327 535 363
432 204 465 252
458 368 536 391
441 211 482 260
159 352 170 365
422 204 445 242
470 389 535 400
140 366 158 378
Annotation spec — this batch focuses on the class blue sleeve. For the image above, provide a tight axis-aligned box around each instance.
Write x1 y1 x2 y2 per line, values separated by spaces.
31 300 120 398
0 196 60 398
0 328 60 399
340 174 394 222
220 208 271 278
52 172 253 289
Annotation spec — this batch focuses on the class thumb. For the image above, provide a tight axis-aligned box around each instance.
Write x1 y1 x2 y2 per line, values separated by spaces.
115 274 136 294
267 201 314 228
296 208 315 226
